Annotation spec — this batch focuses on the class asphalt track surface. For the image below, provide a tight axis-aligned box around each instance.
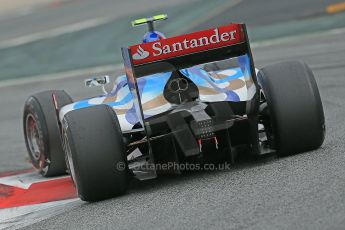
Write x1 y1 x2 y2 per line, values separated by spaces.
0 0 192 43
1 1 345 230
0 26 344 230
190 0 342 30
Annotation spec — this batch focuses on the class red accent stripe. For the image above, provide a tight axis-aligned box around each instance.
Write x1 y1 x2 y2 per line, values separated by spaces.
0 176 76 209
52 93 59 110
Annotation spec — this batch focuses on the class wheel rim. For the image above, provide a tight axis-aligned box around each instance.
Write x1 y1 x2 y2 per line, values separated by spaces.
25 114 42 161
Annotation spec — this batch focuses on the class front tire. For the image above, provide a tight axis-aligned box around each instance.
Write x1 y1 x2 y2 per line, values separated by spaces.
257 61 325 156
23 90 73 176
63 104 129 201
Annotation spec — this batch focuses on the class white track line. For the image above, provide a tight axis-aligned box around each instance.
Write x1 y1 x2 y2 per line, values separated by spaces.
0 199 80 230
0 64 121 88
251 26 345 48
0 172 70 189
0 16 112 49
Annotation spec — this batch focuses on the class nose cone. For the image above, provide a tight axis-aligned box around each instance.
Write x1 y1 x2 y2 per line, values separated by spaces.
143 31 166 43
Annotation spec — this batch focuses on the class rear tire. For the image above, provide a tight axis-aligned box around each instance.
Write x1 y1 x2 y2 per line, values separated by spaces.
63 104 129 201
257 61 325 156
23 90 73 176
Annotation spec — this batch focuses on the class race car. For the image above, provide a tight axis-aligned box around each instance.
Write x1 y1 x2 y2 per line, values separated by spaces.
23 14 325 201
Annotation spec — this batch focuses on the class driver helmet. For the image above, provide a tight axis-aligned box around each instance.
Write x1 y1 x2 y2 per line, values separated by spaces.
143 31 166 43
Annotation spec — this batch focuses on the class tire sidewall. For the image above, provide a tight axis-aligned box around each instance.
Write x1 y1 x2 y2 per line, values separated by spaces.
23 97 50 174
23 90 73 176
257 61 325 155
63 105 129 201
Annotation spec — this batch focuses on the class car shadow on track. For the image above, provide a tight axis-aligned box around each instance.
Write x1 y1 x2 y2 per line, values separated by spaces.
125 153 279 196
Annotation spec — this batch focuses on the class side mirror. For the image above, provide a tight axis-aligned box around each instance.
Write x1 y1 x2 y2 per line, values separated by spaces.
85 75 110 87
85 75 111 95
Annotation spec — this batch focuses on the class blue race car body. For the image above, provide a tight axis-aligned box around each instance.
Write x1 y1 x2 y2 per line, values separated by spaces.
59 58 256 132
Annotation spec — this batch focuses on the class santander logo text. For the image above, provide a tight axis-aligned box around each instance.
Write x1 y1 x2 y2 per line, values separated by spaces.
130 23 244 65
151 29 236 57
